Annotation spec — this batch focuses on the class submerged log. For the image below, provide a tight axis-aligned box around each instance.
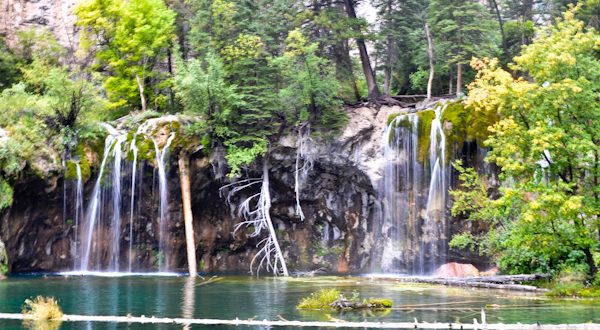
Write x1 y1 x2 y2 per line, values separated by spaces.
388 275 549 292
0 313 598 329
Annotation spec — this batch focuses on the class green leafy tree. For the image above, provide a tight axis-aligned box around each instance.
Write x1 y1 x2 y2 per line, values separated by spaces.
455 6 600 277
0 38 22 91
373 0 428 95
76 0 176 112
274 29 344 130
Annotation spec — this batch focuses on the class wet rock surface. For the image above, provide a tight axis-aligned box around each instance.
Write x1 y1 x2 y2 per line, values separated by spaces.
0 107 493 274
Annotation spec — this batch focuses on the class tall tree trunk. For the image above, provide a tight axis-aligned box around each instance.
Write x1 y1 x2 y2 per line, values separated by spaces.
424 22 435 100
383 35 393 96
179 152 197 277
490 0 509 61
383 0 394 97
448 64 453 95
456 63 463 97
342 0 380 101
584 247 598 277
136 74 147 112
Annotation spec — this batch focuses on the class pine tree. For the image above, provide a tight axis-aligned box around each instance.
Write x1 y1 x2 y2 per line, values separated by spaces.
373 0 427 95
429 0 498 96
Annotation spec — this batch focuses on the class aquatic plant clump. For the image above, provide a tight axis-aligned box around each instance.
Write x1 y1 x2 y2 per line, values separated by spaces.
22 296 63 320
297 288 341 309
297 288 393 310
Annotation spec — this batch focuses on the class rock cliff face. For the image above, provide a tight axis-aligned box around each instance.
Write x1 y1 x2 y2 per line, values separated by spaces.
0 106 398 273
0 105 493 274
0 0 78 49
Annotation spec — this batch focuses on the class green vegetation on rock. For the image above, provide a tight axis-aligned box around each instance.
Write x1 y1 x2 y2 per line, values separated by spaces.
452 6 600 286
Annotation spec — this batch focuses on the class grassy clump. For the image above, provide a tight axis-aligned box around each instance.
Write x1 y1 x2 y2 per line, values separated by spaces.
297 289 393 310
297 288 340 309
546 268 600 298
367 298 393 309
22 296 63 320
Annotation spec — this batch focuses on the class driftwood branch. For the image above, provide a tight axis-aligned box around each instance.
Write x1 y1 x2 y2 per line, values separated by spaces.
1 313 597 329
372 274 550 292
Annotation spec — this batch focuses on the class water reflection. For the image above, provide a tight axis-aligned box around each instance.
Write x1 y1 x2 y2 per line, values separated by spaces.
181 277 196 329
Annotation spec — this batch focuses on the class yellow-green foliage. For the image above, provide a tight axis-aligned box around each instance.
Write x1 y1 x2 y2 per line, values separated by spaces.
22 296 63 320
297 288 340 309
367 298 393 308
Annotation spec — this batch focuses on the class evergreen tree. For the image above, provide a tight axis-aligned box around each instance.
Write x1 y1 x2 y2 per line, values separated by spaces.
373 0 427 95
429 0 498 96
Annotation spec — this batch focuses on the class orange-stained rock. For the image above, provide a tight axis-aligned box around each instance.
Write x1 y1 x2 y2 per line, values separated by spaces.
434 262 480 278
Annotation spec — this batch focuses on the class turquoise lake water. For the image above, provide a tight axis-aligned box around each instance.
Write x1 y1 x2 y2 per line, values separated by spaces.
0 275 599 329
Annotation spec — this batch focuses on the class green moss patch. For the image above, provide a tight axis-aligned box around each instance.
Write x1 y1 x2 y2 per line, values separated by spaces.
297 289 393 311
417 109 435 163
440 101 499 159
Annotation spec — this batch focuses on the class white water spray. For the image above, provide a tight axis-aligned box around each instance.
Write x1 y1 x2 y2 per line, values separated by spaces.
152 133 175 271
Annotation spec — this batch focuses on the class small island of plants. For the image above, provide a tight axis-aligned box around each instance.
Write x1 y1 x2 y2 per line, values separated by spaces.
297 288 393 311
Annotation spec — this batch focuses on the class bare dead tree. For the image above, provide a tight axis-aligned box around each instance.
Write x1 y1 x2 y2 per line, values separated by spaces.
294 124 315 222
220 158 289 276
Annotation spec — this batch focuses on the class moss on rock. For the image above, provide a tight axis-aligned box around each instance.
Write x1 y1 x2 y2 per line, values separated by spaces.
441 100 498 159
417 109 435 163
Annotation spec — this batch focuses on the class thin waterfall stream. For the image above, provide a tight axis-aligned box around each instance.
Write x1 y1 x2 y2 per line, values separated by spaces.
72 124 177 274
152 133 176 272
378 103 449 274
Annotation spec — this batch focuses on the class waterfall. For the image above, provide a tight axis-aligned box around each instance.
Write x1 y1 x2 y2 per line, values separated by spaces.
378 103 449 274
422 104 448 273
70 120 179 274
128 136 138 273
79 134 116 271
73 163 84 268
152 133 175 271
109 135 126 271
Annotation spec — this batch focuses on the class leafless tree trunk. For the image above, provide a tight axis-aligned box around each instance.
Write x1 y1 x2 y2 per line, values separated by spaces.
490 0 509 61
425 22 435 100
456 63 463 97
136 74 147 112
383 0 394 96
179 152 197 277
448 64 453 95
294 125 315 222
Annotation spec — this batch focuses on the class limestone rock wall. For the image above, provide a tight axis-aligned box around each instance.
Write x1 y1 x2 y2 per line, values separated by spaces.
0 0 79 49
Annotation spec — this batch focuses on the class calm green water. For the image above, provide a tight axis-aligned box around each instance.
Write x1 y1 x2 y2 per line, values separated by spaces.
0 275 599 329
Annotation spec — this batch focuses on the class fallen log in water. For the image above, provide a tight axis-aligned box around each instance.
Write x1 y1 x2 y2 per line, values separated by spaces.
0 312 599 329
373 275 550 292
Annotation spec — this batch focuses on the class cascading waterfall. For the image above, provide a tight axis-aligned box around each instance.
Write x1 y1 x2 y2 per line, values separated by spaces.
79 134 116 271
74 123 177 273
128 136 138 273
72 163 84 268
152 133 175 271
109 135 126 271
378 103 449 274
